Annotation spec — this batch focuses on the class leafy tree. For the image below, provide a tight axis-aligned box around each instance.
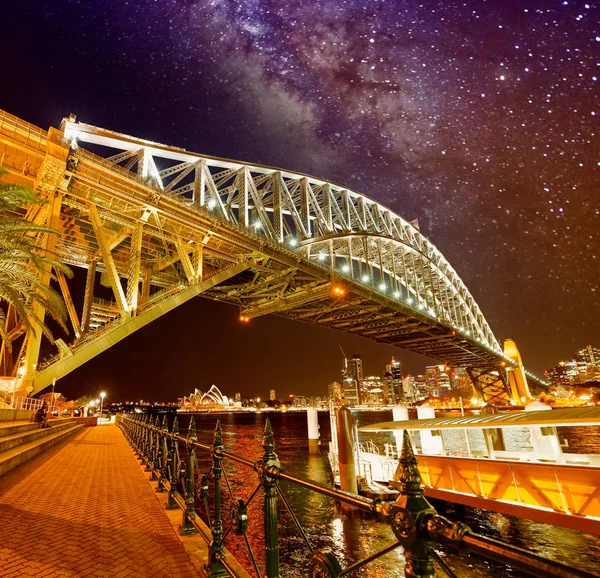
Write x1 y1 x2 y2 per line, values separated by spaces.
0 167 71 350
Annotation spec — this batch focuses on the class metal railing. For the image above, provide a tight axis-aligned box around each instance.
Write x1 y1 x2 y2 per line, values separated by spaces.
117 414 598 578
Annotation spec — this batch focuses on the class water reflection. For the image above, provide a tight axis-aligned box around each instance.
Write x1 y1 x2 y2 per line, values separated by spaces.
157 410 599 577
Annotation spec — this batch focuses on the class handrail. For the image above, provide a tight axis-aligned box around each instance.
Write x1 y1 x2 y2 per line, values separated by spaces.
117 414 599 578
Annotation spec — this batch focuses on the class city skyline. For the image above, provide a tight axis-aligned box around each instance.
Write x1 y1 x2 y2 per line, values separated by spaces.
1 1 598 401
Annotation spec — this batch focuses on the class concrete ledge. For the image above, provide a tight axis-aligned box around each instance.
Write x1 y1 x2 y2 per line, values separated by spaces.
0 408 34 422
73 416 98 427
0 423 84 477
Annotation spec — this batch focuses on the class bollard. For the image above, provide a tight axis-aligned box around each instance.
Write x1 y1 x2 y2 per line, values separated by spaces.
181 417 198 535
166 417 179 509
156 415 168 493
260 419 281 578
335 406 358 496
205 421 228 576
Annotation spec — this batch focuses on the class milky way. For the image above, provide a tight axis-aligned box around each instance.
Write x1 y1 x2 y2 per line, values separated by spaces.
1 0 599 395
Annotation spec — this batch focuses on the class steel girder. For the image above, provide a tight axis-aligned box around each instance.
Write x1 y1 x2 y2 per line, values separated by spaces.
0 109 547 400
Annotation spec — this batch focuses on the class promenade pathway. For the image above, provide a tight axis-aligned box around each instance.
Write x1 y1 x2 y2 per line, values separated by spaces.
0 423 200 577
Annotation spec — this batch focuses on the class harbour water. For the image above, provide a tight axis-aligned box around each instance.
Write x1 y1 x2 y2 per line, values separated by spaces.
161 409 600 577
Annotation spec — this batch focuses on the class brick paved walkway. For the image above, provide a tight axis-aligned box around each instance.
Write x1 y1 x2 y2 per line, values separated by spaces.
0 424 199 577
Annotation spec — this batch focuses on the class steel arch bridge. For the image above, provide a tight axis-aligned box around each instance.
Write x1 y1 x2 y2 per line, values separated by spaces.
0 109 542 404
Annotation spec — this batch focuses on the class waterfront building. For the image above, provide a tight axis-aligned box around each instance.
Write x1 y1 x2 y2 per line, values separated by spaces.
180 385 231 410
235 392 241 403
385 357 403 403
425 365 451 397
328 381 343 406
402 374 416 402
360 376 387 406
341 354 362 407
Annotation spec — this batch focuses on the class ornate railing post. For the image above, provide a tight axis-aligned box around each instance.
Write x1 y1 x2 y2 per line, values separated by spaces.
150 416 159 480
181 417 198 535
258 419 281 578
166 417 179 509
145 415 154 471
205 421 228 576
156 415 168 493
390 430 437 578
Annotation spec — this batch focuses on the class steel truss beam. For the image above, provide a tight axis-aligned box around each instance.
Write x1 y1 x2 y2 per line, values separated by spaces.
0 110 547 398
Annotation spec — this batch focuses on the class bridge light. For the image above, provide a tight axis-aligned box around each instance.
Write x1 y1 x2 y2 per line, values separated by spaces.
318 252 326 261
394 291 400 298
362 274 369 283
239 315 250 323
289 238 298 247
429 308 435 315
379 283 386 291
341 264 350 273
407 297 414 304
332 285 346 297
207 199 216 210
254 220 262 229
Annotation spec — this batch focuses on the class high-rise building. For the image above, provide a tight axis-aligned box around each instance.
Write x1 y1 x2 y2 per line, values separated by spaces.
385 357 403 403
328 382 343 406
269 389 276 401
360 376 387 405
576 345 600 382
341 354 362 407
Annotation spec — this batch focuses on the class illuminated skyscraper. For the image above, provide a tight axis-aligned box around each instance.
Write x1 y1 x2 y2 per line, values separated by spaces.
269 389 276 401
341 354 362 407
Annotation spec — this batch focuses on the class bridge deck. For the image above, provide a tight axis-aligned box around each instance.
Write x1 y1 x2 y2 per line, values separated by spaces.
0 424 202 577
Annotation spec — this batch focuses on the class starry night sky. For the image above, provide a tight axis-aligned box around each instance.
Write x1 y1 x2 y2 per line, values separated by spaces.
1 1 598 401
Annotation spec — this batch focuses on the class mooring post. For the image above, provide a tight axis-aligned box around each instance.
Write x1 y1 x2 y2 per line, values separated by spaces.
166 417 179 509
261 419 281 578
205 420 228 576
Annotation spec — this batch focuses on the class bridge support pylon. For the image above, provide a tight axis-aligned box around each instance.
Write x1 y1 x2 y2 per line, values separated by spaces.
503 338 532 405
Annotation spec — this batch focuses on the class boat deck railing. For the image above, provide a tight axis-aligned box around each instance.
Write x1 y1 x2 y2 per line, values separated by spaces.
117 414 598 578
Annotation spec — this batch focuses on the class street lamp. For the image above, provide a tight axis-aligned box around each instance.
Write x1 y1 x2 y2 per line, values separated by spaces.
100 392 106 422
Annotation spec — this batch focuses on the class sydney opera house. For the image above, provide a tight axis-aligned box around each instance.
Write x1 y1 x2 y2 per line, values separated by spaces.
179 385 232 411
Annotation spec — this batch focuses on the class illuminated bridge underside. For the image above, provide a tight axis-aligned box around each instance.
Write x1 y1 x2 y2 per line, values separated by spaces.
0 109 541 402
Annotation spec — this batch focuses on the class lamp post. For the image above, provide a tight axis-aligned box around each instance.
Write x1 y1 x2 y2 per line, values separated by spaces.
100 392 106 422
51 378 56 414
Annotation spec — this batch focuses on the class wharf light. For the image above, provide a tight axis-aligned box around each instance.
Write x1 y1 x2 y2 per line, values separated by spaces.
239 314 250 323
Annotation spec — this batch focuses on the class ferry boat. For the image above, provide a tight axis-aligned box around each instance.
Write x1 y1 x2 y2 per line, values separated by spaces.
327 402 600 535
